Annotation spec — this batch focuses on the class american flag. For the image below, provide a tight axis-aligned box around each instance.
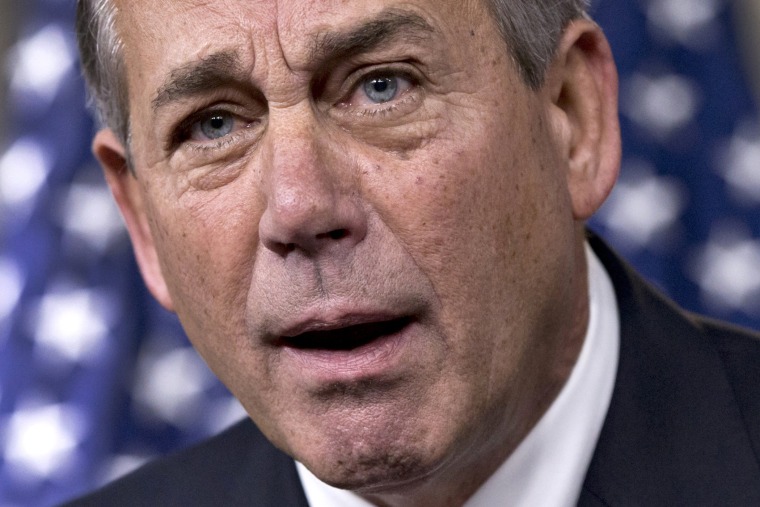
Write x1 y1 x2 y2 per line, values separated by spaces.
0 0 758 505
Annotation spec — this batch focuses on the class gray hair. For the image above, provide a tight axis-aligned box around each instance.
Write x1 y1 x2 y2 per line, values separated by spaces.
486 0 589 89
76 0 588 149
76 0 129 149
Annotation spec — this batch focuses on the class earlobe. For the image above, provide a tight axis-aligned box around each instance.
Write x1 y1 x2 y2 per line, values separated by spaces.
546 19 621 220
93 129 175 312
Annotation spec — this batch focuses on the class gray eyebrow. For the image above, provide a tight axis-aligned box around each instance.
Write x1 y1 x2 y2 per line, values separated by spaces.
151 9 435 114
152 51 246 113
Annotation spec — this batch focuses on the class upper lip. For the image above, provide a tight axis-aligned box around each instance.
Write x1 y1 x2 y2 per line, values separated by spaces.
266 305 416 353
260 298 427 348
278 312 403 339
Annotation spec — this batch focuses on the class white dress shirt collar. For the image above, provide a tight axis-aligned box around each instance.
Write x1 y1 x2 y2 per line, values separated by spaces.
297 243 620 507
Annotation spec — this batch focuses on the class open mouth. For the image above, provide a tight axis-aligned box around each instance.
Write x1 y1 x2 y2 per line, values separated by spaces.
281 317 412 351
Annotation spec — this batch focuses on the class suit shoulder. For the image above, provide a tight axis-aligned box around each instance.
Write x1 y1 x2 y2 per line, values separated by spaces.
694 315 760 395
698 316 760 455
697 313 760 356
61 418 307 507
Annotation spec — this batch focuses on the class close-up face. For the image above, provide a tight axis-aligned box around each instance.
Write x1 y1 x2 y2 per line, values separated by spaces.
99 0 617 500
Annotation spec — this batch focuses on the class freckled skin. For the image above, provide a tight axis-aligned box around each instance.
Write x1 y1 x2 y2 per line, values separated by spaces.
97 0 620 505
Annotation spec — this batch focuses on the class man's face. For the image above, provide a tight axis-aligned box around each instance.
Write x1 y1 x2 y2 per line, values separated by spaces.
109 0 598 497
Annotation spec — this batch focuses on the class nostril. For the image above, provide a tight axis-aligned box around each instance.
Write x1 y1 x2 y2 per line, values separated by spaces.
273 230 350 256
321 229 348 241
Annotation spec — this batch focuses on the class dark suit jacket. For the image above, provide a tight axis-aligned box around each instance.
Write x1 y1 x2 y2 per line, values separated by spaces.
64 236 760 506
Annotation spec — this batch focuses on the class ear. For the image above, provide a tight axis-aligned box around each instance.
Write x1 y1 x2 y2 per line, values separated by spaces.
545 19 621 220
93 129 175 312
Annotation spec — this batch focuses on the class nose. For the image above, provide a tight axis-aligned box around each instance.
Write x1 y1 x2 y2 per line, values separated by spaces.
258 118 368 258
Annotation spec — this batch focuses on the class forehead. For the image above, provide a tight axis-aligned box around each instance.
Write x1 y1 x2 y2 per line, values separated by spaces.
115 0 488 70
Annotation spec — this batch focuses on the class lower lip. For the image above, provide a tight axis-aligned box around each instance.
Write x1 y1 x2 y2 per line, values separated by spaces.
280 321 416 384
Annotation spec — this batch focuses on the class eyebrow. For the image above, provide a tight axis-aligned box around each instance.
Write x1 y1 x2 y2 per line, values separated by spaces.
152 51 246 112
151 9 435 114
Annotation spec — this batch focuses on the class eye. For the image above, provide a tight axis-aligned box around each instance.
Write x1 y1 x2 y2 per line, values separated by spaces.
167 106 260 152
345 72 414 108
364 76 400 103
192 111 237 141
169 108 257 151
165 103 262 156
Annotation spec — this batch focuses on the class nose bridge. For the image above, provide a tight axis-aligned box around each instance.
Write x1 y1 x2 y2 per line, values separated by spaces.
258 106 367 256
269 115 332 211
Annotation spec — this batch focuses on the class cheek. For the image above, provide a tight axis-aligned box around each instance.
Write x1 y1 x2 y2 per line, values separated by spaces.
144 178 262 351
368 129 552 297
363 106 575 370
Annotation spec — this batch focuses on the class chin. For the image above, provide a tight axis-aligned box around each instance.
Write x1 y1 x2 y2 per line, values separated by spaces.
294 422 448 493
308 447 437 494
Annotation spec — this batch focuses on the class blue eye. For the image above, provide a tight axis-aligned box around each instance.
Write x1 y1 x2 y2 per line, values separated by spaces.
363 76 399 104
198 112 235 140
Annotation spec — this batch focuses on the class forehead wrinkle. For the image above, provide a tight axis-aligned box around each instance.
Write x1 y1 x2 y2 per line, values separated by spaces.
308 8 435 63
147 7 439 115
151 50 249 112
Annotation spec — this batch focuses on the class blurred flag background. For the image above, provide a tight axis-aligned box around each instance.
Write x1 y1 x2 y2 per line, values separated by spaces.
0 0 759 505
